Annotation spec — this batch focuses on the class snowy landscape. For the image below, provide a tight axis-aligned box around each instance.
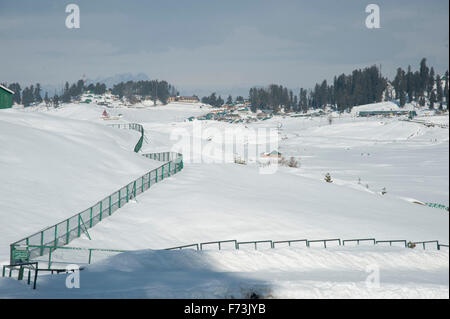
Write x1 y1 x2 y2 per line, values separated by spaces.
0 100 448 298
0 0 448 302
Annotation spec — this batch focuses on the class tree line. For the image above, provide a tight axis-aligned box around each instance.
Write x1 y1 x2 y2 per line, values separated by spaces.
3 78 177 107
111 80 177 105
226 58 448 113
392 58 449 110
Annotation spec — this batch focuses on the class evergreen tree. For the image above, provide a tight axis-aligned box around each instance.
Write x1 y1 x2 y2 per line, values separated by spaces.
436 74 443 106
44 92 49 105
428 67 435 97
8 83 21 104
62 82 71 103
34 83 42 103
419 58 429 97
399 69 407 107
226 95 233 105
52 94 60 108
21 87 33 107
444 71 449 105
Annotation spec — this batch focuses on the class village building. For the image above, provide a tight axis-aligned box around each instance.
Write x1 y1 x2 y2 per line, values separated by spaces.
0 84 14 109
169 96 200 103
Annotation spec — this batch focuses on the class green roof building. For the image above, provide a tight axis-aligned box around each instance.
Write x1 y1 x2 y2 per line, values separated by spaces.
0 84 14 109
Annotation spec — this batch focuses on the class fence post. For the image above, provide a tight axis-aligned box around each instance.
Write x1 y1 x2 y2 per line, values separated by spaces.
48 248 52 269
33 269 38 289
78 215 81 237
162 166 164 180
133 181 137 198
99 201 103 221
141 176 144 192
54 224 58 246
66 219 70 244
40 231 44 256
18 266 24 281
119 190 121 208
90 207 93 228
109 196 112 215
126 185 129 203
148 172 151 188
88 249 92 264
168 162 171 176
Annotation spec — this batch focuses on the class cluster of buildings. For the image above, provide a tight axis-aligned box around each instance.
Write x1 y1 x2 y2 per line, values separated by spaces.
168 96 200 103
187 104 276 124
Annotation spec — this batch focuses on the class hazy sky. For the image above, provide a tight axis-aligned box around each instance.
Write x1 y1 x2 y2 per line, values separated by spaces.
0 0 448 96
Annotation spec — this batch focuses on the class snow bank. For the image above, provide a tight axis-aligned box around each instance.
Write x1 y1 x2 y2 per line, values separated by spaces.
0 246 447 298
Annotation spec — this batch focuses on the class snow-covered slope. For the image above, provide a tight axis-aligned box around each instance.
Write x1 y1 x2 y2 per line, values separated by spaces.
68 163 448 252
0 102 448 298
0 109 161 263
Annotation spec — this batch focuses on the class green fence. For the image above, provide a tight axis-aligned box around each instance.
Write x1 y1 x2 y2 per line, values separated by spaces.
425 202 449 211
107 123 145 153
9 122 183 266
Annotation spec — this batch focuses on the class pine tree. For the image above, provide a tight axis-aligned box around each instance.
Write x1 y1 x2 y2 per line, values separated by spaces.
34 83 42 103
428 67 435 97
62 82 71 103
44 92 49 105
52 94 59 108
444 71 449 105
8 83 21 104
419 58 429 97
436 74 443 107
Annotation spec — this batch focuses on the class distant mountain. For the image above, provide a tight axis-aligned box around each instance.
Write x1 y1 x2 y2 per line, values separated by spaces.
86 73 151 89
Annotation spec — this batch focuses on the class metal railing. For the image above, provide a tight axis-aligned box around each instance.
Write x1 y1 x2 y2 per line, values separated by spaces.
107 123 145 153
2 262 38 289
9 123 183 266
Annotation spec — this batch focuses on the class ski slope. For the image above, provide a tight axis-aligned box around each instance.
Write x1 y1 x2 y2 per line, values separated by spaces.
0 102 448 298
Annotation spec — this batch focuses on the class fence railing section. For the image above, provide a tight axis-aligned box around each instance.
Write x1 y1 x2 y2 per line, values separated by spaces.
2 262 38 289
9 123 183 266
107 123 145 153
3 236 449 286
424 202 449 211
342 238 376 246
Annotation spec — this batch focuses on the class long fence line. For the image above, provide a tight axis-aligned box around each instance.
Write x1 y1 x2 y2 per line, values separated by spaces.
3 236 449 289
8 236 448 270
9 123 183 266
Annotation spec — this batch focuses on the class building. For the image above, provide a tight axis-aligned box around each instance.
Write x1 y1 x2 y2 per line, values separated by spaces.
169 96 200 103
358 110 415 117
260 150 282 158
0 84 14 109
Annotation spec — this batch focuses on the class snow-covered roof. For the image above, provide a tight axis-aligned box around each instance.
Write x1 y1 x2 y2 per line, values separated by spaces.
0 84 14 94
351 101 414 115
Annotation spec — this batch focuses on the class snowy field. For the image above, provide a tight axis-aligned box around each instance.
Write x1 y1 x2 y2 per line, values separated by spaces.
0 246 448 299
0 102 448 298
